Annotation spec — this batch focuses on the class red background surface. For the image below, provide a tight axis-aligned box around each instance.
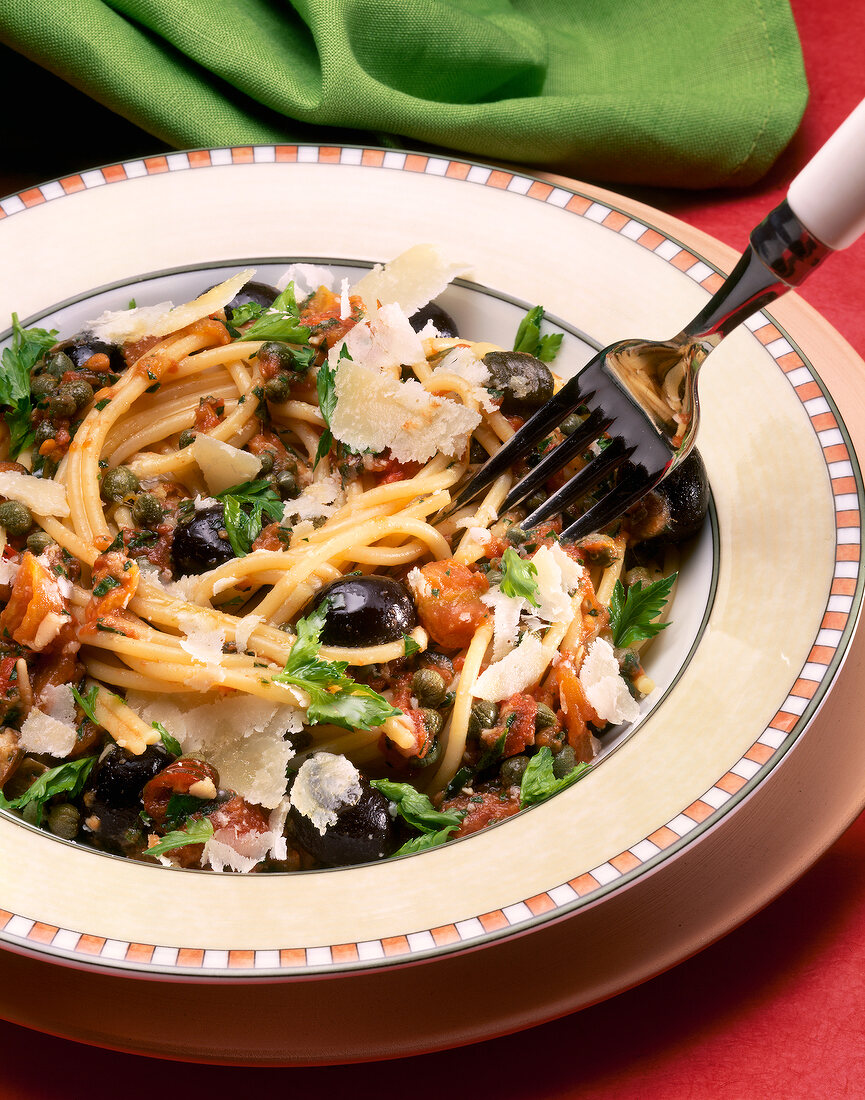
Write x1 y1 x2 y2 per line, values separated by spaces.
1 0 865 1094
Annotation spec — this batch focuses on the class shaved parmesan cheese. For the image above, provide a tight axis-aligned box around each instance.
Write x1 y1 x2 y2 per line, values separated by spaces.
351 244 469 317
203 798 290 873
579 637 640 724
32 611 66 652
330 349 480 463
277 263 335 296
88 269 254 344
531 545 577 624
342 303 426 371
406 566 431 599
0 471 69 517
434 345 497 412
466 527 491 545
127 691 303 808
290 752 362 835
192 434 261 495
481 586 525 661
339 277 351 320
234 613 263 653
18 705 77 757
41 682 77 725
473 635 549 702
283 475 344 523
0 557 19 586
177 613 225 665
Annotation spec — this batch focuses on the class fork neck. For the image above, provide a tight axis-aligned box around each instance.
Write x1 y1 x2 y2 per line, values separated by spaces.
680 199 832 347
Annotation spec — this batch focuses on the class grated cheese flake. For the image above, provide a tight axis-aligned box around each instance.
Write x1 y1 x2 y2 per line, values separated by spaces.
350 244 469 317
578 637 640 724
0 471 69 518
192 435 261 495
177 612 226 665
481 586 525 660
290 752 362 835
18 691 78 757
473 634 549 702
283 475 344 523
276 263 335 296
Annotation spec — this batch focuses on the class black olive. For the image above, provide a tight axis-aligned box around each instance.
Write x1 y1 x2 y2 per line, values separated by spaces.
289 775 395 867
171 504 236 575
82 744 169 849
56 336 126 373
628 449 709 544
223 280 280 321
482 350 554 414
408 301 459 338
312 576 416 647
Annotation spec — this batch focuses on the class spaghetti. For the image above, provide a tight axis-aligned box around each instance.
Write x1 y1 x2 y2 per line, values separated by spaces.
0 249 701 872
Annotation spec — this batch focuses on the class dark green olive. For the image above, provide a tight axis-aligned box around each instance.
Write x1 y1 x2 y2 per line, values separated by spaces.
26 530 54 554
468 700 498 738
482 351 554 414
552 744 577 779
535 703 557 730
100 466 140 503
411 668 447 708
499 754 529 787
408 301 459 338
178 429 196 449
276 470 299 500
0 500 32 536
34 420 56 446
132 493 164 526
265 375 292 402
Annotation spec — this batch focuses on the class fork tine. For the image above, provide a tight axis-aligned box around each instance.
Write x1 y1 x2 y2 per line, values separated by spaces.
559 470 657 543
499 406 611 513
447 370 594 513
521 437 631 529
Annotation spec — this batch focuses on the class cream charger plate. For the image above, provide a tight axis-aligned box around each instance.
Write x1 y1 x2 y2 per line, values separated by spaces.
0 147 862 1065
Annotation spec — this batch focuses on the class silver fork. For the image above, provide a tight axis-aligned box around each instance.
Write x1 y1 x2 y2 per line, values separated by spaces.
450 99 865 542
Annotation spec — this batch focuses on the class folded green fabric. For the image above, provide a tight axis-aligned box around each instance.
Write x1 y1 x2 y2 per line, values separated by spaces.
1 0 807 188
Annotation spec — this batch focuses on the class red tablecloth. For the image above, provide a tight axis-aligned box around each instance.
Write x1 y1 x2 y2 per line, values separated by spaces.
1 1 864 1094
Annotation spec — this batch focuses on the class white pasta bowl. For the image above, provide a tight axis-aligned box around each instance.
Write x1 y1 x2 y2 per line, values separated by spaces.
0 147 862 1064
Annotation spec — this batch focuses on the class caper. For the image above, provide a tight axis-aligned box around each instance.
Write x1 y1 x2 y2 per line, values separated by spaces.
407 737 443 771
30 374 57 400
535 703 557 730
264 374 292 402
505 525 529 545
624 566 653 589
64 379 94 410
499 754 529 787
524 491 546 514
34 420 56 445
47 388 77 418
26 530 54 554
131 493 164 527
100 465 140 503
0 500 32 536
552 744 577 779
258 452 275 476
178 429 196 449
259 341 306 373
560 413 583 436
44 351 74 377
468 700 498 738
46 802 81 839
418 708 443 738
411 668 447 708
276 470 299 500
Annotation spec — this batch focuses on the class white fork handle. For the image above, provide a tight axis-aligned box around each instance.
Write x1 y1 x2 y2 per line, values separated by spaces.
788 98 865 251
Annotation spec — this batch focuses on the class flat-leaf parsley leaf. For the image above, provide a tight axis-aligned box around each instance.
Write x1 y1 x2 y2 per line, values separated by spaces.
519 747 590 808
609 573 677 649
1 314 58 457
215 478 284 557
500 546 540 606
512 305 563 363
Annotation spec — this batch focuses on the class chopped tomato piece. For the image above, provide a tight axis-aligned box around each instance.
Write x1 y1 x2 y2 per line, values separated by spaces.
557 663 601 763
0 551 70 651
413 560 490 649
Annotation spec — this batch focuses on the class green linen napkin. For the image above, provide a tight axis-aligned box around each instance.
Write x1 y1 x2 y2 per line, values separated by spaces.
1 0 807 188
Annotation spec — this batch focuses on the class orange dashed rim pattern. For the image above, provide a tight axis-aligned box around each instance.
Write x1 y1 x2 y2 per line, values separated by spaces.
0 146 861 977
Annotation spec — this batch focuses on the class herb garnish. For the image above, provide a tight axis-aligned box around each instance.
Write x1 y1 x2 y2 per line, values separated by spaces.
512 305 563 363
313 344 350 466
609 574 677 649
1 314 58 457
147 815 214 857
92 575 120 598
71 683 99 724
215 478 284 557
239 282 309 344
370 779 464 856
274 602 401 731
152 720 182 756
0 756 96 822
519 746 591 808
402 634 421 657
500 546 540 606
